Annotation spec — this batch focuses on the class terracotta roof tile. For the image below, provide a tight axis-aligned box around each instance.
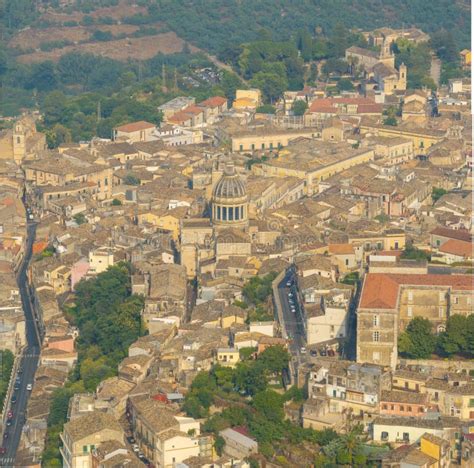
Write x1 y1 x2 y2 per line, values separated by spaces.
115 121 155 133
359 273 474 310
439 239 473 258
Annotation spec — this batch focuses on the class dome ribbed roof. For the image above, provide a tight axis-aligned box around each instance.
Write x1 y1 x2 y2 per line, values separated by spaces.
212 164 246 199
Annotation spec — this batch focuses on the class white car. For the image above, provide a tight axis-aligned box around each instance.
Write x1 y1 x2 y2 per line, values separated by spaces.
300 347 307 354
26 383 33 391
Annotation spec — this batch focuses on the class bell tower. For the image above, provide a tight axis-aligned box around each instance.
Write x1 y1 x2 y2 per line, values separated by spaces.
379 37 395 68
13 122 26 164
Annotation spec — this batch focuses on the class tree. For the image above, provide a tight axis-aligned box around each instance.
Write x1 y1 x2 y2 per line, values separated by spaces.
383 116 398 126
256 104 276 114
250 71 288 103
336 78 354 92
73 213 86 225
111 198 122 206
398 317 436 359
432 187 448 203
438 315 474 357
253 389 284 422
291 99 308 116
123 174 140 186
257 345 290 375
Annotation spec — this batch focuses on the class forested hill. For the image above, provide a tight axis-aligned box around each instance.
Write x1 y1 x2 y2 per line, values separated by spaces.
158 0 471 51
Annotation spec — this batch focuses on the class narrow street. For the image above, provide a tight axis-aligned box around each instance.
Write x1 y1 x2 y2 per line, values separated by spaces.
276 268 306 382
1 221 41 467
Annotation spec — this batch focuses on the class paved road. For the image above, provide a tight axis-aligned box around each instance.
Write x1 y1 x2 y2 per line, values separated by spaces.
277 269 306 380
1 222 40 467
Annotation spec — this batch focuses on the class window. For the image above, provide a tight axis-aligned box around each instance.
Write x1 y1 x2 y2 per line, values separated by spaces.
251 144 255 151
382 404 387 410
373 315 379 327
469 399 474 408
239 145 243 151
381 431 389 441
408 291 413 301
83 446 88 454
261 143 265 149
453 296 459 304
217 206 221 220
407 306 413 317
228 207 233 221
400 405 404 411
439 292 445 301
407 406 412 412
222 207 227 221
373 351 380 361
373 331 380 342
439 307 444 318
403 432 410 442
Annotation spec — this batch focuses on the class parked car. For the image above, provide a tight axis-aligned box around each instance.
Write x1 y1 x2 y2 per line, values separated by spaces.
300 347 307 354
11 395 17 404
0 447 6 454
327 349 336 357
7 410 13 419
26 384 33 391
319 348 327 356
310 349 318 357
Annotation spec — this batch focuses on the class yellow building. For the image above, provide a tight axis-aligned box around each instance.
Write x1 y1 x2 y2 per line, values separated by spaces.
233 89 262 110
138 207 188 240
420 433 451 467
460 49 471 69
360 123 445 155
357 273 474 369
216 348 240 368
60 412 124 468
258 139 375 195
231 128 319 152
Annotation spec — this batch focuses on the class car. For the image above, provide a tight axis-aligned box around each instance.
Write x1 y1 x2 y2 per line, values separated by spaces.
26 383 33 391
327 349 336 357
300 347 306 354
11 395 17 404
0 447 6 454
310 349 318 357
286 281 292 287
15 377 20 384
14 383 20 391
288 292 293 297
132 445 139 453
319 348 327 356
6 420 11 426
3 433 8 440
7 410 13 419
138 452 144 458
126 436 135 444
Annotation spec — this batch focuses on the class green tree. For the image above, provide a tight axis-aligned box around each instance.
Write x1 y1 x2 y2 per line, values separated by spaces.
250 71 288 102
111 198 122 206
256 104 276 114
291 99 308 116
432 187 448 203
438 315 474 357
336 78 354 92
253 389 284 422
398 317 436 359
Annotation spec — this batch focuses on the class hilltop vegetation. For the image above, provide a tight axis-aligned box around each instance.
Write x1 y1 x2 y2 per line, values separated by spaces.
158 0 471 52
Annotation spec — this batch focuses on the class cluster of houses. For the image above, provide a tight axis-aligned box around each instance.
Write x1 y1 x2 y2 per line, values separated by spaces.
0 25 472 468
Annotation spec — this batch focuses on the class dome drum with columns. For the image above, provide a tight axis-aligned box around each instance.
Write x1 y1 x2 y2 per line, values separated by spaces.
211 163 248 229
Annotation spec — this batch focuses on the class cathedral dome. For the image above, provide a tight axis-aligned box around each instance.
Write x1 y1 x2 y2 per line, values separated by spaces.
212 163 246 199
211 163 248 229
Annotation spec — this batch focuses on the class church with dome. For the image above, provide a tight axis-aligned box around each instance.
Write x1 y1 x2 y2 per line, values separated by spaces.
211 162 248 230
